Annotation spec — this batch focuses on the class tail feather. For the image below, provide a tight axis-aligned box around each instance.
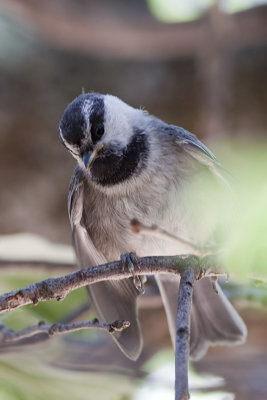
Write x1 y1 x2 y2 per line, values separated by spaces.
156 275 247 360
190 277 247 359
87 279 143 361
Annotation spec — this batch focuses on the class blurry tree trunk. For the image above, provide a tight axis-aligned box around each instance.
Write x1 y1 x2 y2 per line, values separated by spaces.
196 5 235 135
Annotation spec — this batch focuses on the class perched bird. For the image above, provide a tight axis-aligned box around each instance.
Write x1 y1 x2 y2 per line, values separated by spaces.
59 93 246 361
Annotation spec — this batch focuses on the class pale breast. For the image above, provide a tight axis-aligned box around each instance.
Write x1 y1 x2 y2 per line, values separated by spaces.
82 144 223 261
82 176 195 261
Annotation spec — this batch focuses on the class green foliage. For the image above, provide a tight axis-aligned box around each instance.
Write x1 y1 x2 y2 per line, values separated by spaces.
0 352 135 400
147 0 264 23
213 140 267 285
147 0 214 22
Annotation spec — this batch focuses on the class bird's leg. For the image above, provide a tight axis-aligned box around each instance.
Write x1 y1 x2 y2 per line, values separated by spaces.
120 252 145 294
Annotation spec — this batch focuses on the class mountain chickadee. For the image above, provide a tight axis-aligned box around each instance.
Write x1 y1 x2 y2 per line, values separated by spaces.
59 93 246 360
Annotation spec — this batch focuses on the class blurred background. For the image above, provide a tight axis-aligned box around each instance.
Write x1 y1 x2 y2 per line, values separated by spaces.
0 1 267 399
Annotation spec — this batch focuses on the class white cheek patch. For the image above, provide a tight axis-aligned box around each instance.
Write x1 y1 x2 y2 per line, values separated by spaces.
59 128 80 161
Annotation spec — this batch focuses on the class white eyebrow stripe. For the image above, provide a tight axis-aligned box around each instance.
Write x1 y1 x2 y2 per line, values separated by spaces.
59 128 80 158
82 100 93 135
59 127 67 146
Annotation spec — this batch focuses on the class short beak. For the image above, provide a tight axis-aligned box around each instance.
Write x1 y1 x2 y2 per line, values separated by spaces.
83 143 104 168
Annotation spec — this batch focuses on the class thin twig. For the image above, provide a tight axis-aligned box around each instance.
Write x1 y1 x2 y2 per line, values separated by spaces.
175 267 195 400
131 219 219 255
0 254 222 315
0 301 92 348
0 319 130 343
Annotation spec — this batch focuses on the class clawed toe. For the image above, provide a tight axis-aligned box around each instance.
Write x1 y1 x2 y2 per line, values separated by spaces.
120 252 144 294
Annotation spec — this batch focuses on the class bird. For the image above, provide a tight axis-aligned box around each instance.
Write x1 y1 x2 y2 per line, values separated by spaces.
59 92 247 361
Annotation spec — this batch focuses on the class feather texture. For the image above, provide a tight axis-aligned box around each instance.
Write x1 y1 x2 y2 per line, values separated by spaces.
68 167 142 360
60 93 247 361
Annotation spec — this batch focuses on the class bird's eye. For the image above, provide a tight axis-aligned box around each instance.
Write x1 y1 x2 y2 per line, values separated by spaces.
91 123 104 144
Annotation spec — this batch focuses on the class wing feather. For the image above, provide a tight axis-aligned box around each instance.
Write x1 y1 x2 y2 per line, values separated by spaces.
68 167 142 360
162 124 235 188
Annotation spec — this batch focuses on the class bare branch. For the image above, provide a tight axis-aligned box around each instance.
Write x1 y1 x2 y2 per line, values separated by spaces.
0 319 130 344
0 253 225 399
0 301 92 349
0 254 222 315
131 219 218 255
175 267 195 400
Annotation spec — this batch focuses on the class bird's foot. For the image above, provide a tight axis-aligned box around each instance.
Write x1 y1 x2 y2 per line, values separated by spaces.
120 252 144 294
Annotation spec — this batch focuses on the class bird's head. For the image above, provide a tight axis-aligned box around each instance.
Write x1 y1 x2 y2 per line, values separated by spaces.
59 93 150 188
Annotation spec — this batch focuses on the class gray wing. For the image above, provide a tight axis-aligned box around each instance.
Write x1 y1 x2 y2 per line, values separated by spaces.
162 124 233 186
156 124 246 358
165 125 219 165
68 167 142 360
163 123 236 244
165 124 217 163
